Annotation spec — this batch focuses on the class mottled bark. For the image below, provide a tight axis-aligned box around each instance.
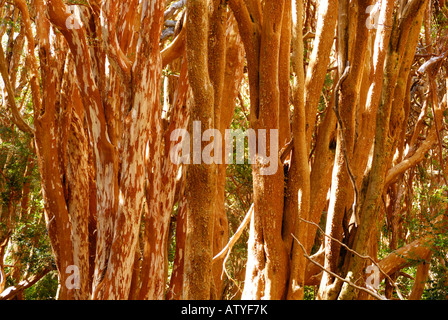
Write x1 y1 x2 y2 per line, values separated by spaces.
46 0 118 298
242 1 287 300
96 0 165 299
140 55 189 300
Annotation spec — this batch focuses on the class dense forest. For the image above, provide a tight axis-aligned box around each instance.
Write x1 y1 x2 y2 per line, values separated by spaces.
0 0 447 300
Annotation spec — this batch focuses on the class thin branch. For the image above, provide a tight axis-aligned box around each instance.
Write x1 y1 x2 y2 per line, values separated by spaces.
212 204 254 295
299 217 405 300
291 234 387 300
280 138 294 164
13 0 43 116
100 0 132 85
221 254 243 295
213 203 254 263
229 175 249 212
427 63 448 187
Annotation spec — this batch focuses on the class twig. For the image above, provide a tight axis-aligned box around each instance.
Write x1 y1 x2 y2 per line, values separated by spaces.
221 253 243 295
229 175 249 213
299 217 405 300
291 234 387 300
398 271 414 280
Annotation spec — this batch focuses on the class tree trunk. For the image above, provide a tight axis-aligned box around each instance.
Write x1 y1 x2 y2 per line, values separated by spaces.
242 1 287 300
183 0 217 300
338 0 428 299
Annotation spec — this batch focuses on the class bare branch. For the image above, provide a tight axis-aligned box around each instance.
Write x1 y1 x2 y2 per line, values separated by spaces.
291 234 387 300
213 203 254 263
299 217 405 300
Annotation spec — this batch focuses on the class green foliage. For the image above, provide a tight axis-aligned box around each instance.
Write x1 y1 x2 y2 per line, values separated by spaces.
0 127 33 201
0 123 54 299
304 286 316 300
166 210 178 288
422 232 448 300
23 271 59 300
403 158 448 299
423 260 448 300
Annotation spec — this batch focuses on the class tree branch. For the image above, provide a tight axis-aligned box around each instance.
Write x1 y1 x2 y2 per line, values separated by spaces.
0 268 51 300
291 234 387 300
161 19 186 68
0 43 34 134
213 203 254 263
299 217 405 299
332 62 361 227
100 0 132 86
12 0 43 118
